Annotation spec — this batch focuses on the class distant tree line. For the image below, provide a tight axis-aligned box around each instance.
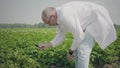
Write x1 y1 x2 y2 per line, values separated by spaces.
0 23 34 28
114 24 120 29
34 22 54 28
0 22 54 28
0 23 119 28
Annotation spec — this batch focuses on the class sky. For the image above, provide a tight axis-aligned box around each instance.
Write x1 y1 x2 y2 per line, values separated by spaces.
0 0 120 25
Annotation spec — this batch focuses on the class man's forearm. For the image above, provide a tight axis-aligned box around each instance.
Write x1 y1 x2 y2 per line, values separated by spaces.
46 42 53 48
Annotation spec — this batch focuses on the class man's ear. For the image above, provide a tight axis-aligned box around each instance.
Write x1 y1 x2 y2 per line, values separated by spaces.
42 17 48 24
51 15 56 20
51 15 55 17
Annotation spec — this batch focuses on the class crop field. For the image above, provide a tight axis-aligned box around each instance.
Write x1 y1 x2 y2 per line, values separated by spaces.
0 28 120 68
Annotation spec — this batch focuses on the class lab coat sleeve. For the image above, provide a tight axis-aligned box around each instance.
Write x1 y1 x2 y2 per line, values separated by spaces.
70 22 84 51
50 27 65 47
70 36 81 50
67 13 84 51
65 16 84 51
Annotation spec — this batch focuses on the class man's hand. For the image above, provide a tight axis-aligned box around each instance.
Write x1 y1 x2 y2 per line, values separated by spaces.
67 53 74 61
38 42 53 50
67 49 75 61
38 44 47 50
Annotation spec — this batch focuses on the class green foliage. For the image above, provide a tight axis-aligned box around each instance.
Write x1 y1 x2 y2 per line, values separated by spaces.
0 28 120 68
90 28 120 66
0 24 34 28
0 23 53 28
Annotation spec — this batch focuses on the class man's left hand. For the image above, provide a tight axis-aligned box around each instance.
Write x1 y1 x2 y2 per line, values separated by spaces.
67 49 75 61
67 52 74 61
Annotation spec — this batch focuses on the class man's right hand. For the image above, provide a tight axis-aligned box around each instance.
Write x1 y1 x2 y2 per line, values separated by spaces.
38 44 47 50
38 43 53 50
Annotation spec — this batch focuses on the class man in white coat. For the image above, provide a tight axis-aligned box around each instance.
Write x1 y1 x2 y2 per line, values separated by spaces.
39 1 116 68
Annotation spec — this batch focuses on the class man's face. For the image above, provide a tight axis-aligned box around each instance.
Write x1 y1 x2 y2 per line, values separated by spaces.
42 14 57 26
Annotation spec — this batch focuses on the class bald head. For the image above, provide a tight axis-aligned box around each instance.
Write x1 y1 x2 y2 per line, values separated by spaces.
41 7 58 26
42 7 56 19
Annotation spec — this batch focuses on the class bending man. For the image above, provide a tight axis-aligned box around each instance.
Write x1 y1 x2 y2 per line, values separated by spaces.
39 1 116 68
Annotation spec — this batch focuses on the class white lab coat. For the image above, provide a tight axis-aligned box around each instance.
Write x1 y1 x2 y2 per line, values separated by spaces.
50 1 116 50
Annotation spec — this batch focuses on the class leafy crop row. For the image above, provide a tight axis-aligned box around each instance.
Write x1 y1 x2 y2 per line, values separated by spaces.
0 28 120 68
